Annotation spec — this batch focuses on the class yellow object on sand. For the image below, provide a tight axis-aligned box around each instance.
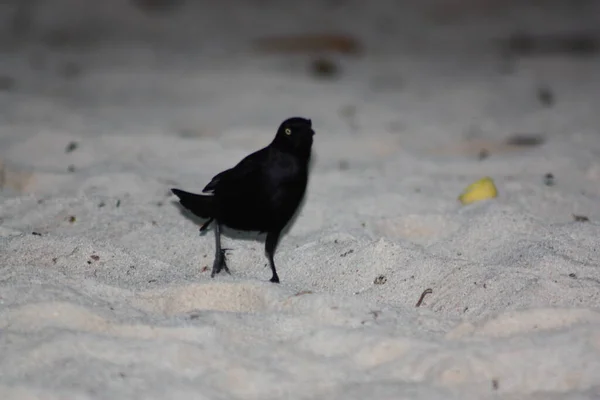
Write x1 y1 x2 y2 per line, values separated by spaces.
458 176 498 205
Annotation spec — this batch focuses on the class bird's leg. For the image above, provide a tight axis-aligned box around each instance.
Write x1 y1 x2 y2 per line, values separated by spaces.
265 230 281 283
211 221 230 277
199 217 213 233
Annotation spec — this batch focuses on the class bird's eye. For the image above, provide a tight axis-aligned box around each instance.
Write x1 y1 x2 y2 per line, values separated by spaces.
285 128 292 135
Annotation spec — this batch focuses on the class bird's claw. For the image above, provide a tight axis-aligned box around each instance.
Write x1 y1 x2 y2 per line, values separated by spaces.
211 248 231 277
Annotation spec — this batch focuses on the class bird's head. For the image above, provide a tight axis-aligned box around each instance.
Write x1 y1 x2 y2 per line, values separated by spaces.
272 117 315 158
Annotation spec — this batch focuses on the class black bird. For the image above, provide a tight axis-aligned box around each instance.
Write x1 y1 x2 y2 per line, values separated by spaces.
171 117 315 283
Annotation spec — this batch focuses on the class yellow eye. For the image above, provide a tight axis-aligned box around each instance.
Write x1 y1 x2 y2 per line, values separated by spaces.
285 128 292 135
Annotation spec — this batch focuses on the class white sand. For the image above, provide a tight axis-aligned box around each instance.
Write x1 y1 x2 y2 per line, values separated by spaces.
1 0 600 398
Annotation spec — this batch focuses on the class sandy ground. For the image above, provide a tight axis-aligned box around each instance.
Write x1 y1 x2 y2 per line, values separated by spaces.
1 0 600 398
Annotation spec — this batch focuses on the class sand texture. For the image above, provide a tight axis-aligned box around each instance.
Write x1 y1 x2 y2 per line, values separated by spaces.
1 0 600 398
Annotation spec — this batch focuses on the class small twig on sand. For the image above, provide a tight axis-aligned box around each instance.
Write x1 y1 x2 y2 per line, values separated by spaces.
416 288 433 307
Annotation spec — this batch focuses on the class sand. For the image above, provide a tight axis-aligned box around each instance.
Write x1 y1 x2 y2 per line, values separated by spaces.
1 0 600 398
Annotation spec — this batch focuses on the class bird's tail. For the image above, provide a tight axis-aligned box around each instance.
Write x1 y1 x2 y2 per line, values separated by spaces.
171 188 215 219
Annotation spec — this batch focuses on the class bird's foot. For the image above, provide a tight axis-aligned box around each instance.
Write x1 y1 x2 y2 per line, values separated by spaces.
211 248 231 277
269 273 280 284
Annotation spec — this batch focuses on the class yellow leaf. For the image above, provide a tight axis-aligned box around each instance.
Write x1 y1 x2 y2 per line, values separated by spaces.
458 177 498 205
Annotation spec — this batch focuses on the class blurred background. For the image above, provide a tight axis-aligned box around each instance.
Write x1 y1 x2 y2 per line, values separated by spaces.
0 0 598 156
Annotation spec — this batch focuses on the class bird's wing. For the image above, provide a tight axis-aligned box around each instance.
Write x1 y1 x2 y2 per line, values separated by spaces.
202 148 267 194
